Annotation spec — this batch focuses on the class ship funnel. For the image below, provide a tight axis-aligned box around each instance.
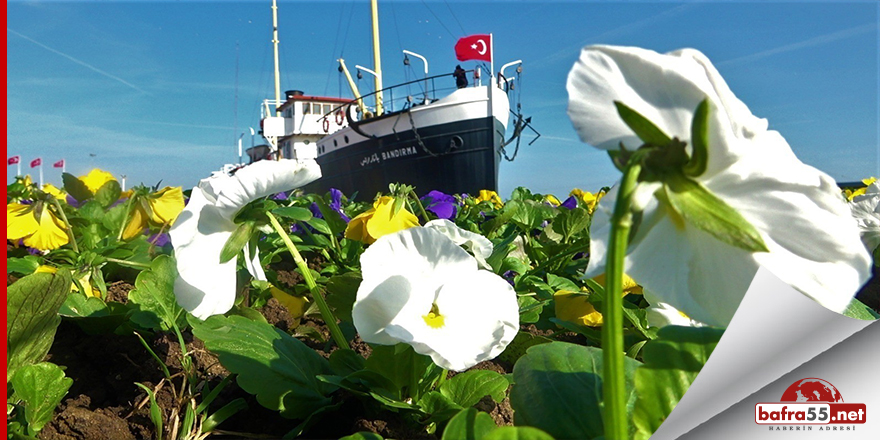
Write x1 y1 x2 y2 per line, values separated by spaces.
285 90 304 99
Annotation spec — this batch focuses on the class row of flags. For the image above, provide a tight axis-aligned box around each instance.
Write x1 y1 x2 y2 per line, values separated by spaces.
7 156 64 168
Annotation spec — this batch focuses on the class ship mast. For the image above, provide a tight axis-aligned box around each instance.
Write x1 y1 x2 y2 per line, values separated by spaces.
272 0 282 116
370 0 383 116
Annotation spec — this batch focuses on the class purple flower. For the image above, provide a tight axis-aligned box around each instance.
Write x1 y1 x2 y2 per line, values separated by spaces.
329 188 350 222
421 190 458 220
560 196 577 210
272 191 289 200
65 194 81 208
309 202 323 219
149 233 171 247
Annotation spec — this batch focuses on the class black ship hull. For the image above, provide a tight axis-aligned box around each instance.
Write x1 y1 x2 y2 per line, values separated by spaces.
304 116 505 198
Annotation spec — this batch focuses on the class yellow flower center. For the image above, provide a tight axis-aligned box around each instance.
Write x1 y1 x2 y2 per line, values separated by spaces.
422 303 445 329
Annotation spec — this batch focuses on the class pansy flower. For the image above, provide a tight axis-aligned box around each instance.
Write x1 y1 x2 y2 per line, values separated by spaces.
569 188 605 214
352 227 518 371
421 190 458 220
80 169 117 194
329 188 351 222
344 196 419 244
41 184 67 200
424 219 493 269
554 273 642 327
567 45 871 326
476 190 504 209
170 159 321 319
122 187 186 240
7 202 69 250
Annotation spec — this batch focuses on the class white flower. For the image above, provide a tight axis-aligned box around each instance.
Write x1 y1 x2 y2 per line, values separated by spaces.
567 45 872 326
352 227 519 371
850 182 880 253
424 219 494 269
170 159 321 319
644 290 705 329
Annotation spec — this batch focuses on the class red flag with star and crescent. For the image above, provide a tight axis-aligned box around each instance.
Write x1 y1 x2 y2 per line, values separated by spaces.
454 34 492 62
53 159 65 168
7 156 20 165
30 158 42 168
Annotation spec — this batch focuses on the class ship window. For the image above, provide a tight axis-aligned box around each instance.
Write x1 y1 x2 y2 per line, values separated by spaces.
302 103 311 115
304 139 310 145
323 104 333 115
333 140 338 147
344 136 349 144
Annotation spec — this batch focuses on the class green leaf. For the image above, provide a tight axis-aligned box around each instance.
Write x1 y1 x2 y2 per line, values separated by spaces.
663 173 769 252
550 207 590 242
61 172 93 202
306 217 333 235
614 101 672 146
6 256 41 275
506 200 558 232
325 272 362 322
219 221 256 264
340 433 385 440
441 408 498 440
313 197 348 236
510 342 641 440
202 398 248 432
58 293 130 335
189 314 336 419
271 206 313 222
633 326 724 440
329 349 366 377
365 344 434 399
683 99 710 177
842 299 879 320
418 391 463 423
10 362 73 433
483 427 556 440
440 370 509 407
127 255 186 332
94 180 122 208
134 382 164 439
517 296 544 324
497 332 552 365
7 269 72 382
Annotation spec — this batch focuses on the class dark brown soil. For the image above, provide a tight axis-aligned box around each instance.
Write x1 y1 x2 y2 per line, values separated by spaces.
105 280 134 303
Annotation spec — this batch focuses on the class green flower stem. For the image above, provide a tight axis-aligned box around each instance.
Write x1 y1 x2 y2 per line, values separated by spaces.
105 257 151 269
117 197 136 240
603 159 642 440
267 211 350 350
49 198 79 253
408 189 431 221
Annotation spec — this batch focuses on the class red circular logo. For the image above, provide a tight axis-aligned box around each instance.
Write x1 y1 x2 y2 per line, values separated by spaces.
780 378 844 402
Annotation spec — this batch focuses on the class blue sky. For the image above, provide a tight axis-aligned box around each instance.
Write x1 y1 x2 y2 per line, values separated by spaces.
7 0 880 199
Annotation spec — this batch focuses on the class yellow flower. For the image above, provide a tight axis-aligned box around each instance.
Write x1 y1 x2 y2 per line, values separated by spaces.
42 183 67 200
544 194 561 207
554 273 643 327
477 190 504 209
555 289 603 327
344 196 419 244
122 187 186 240
270 285 310 327
7 203 69 250
846 177 878 201
80 169 117 193
569 188 606 214
35 266 101 297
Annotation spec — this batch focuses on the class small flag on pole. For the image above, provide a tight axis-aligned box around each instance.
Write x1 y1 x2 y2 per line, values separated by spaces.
53 159 65 168
7 156 20 165
30 158 42 168
454 34 492 62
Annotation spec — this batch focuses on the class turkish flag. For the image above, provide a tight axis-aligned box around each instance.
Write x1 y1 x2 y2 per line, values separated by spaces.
30 158 42 168
53 159 65 168
455 34 492 62
7 156 20 165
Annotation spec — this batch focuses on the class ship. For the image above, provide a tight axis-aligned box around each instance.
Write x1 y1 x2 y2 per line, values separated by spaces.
250 0 537 198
